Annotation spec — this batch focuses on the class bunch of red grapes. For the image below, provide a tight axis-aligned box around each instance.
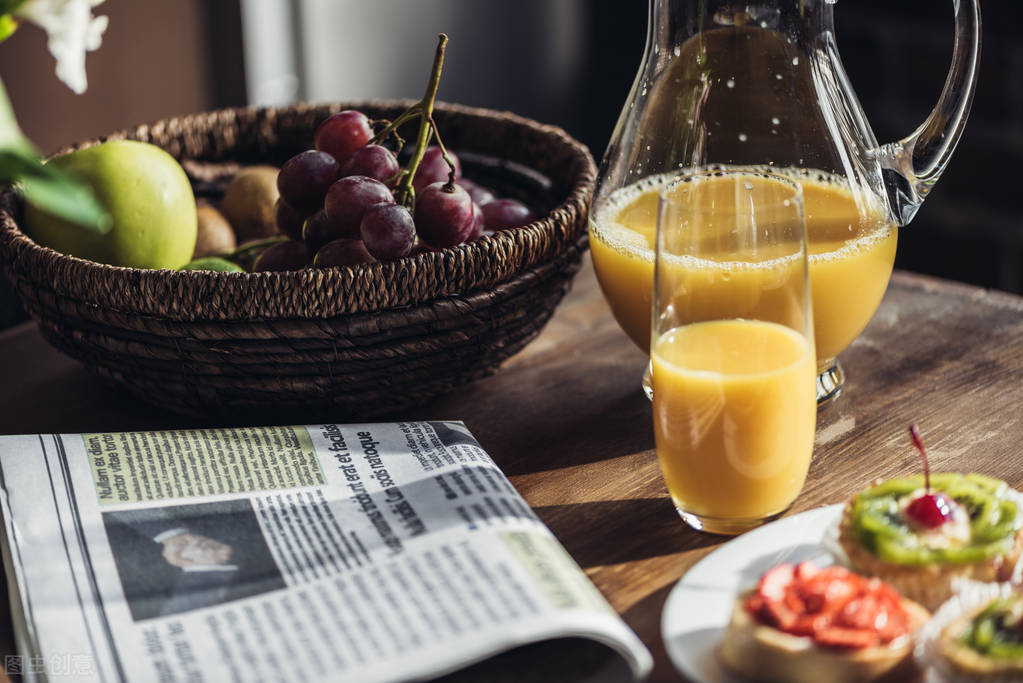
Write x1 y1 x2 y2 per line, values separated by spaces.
254 110 535 271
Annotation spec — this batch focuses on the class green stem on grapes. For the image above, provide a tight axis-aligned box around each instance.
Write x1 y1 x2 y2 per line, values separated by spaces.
427 114 458 187
224 235 288 261
368 106 420 148
394 33 448 208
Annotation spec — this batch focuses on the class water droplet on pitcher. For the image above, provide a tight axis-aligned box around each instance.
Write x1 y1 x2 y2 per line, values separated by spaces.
783 199 791 207
726 79 735 89
738 133 748 142
792 57 800 66
775 73 783 80
760 21 768 28
744 181 754 191
673 45 681 57
771 117 780 125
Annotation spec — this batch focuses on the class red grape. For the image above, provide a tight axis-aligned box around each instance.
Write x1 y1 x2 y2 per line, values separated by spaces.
412 146 460 194
411 241 441 255
302 210 341 253
275 198 308 241
457 178 495 206
313 239 375 268
324 176 395 239
482 198 535 230
339 144 400 184
414 182 474 248
277 150 339 212
253 240 311 272
360 204 415 260
467 202 485 242
314 110 373 163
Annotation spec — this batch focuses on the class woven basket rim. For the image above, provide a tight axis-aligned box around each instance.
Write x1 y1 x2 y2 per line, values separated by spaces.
0 100 596 321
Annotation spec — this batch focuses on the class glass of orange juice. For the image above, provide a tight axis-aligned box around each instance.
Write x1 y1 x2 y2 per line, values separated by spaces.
651 169 817 535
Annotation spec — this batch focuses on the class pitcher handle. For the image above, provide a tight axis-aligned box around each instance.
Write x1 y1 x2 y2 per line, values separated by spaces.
877 0 981 226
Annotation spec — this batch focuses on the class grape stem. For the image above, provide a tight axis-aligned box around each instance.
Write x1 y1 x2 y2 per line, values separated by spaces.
428 114 458 187
393 33 449 208
368 106 420 148
909 424 930 491
224 235 288 259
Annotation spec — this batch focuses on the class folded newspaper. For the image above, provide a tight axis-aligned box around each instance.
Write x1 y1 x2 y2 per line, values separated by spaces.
0 422 652 682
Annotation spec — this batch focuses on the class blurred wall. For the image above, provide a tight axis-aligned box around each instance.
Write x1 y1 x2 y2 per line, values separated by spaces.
836 0 1023 293
0 1 244 155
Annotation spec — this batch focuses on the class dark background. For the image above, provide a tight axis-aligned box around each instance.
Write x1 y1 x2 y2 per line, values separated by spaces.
0 0 1017 331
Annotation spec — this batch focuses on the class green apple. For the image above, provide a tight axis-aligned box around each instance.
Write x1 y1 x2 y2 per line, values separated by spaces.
24 140 197 269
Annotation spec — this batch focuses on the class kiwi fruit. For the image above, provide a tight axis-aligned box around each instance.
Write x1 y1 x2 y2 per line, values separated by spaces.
193 204 237 258
220 165 281 241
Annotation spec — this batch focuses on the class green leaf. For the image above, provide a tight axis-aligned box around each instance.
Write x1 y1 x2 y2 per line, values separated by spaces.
0 74 34 155
0 76 110 233
0 149 111 233
0 2 27 15
0 14 17 43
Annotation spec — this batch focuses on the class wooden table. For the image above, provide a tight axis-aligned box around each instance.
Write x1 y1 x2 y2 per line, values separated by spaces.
0 260 1021 682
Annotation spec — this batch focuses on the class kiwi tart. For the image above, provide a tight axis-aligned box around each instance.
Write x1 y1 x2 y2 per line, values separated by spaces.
941 592 1023 676
839 473 1023 611
915 581 1023 682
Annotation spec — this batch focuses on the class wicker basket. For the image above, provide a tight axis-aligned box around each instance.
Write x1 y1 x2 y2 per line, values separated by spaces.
0 101 596 420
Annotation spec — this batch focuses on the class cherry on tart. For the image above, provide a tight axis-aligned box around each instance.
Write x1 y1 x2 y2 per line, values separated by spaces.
837 429 1023 610
904 424 958 529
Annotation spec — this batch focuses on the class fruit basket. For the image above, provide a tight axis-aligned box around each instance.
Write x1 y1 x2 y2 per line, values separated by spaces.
0 101 595 420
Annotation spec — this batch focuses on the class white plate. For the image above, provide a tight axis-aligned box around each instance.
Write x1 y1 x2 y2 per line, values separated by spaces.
661 504 843 683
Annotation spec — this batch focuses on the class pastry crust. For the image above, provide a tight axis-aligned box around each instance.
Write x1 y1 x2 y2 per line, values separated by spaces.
718 589 929 683
838 498 1023 612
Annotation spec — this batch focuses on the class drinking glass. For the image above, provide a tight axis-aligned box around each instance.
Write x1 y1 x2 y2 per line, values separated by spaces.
651 169 817 535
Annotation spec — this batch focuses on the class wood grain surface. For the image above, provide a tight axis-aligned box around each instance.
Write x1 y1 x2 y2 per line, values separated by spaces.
0 260 1021 682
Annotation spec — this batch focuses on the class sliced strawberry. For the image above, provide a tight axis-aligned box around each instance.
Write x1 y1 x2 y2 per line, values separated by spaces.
757 564 794 601
794 561 821 582
814 626 880 649
749 562 913 648
788 614 823 637
784 589 807 614
838 595 881 630
745 594 765 615
764 597 799 630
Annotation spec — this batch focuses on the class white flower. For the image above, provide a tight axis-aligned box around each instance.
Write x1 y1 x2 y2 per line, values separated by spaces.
15 0 108 94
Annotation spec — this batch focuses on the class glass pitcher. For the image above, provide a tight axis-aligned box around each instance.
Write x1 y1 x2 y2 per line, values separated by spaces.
589 0 980 403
